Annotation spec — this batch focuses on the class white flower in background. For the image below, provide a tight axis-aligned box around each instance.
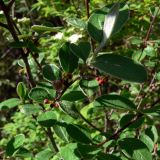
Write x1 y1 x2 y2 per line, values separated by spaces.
68 34 82 43
54 32 63 40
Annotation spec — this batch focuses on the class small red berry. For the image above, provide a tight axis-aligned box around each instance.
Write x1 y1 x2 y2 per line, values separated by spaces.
44 99 49 104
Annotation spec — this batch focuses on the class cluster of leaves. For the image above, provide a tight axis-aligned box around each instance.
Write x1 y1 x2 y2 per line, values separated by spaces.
0 0 160 160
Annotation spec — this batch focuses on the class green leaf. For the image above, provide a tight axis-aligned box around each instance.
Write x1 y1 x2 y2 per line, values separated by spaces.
15 148 32 158
120 114 144 129
53 125 69 142
61 81 86 101
67 18 86 29
6 134 25 156
37 111 58 127
28 87 52 103
79 79 99 97
87 94 135 110
59 101 79 119
93 54 147 83
60 143 79 160
140 134 154 152
37 82 56 97
61 90 86 101
75 143 101 158
35 148 54 160
87 3 129 43
66 124 92 144
59 42 78 73
70 42 91 62
142 105 160 118
9 41 39 52
16 82 27 101
21 104 42 115
119 138 152 160
42 64 61 81
145 126 158 143
95 3 120 53
31 25 62 33
97 153 122 160
0 98 21 110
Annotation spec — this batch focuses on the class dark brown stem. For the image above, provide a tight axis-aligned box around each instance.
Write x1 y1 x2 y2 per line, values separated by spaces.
84 0 90 18
0 0 36 88
45 128 59 152
97 113 143 147
7 0 15 10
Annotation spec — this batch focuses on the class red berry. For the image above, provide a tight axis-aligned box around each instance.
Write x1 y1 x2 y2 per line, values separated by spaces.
44 99 49 104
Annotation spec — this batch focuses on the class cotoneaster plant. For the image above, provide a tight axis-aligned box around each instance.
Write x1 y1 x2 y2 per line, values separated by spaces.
0 0 160 160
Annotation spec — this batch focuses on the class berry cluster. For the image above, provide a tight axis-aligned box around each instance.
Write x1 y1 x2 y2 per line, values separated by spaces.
43 99 59 108
96 76 106 86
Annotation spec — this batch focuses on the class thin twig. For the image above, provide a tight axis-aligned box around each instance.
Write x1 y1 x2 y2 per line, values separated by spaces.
97 113 143 147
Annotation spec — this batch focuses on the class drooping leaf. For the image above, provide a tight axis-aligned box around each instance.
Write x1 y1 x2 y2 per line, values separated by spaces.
35 148 54 160
37 111 58 127
6 134 25 156
15 148 32 158
97 153 122 160
75 143 101 159
60 143 79 160
95 3 120 53
21 104 42 115
87 3 129 43
87 94 135 110
120 114 144 129
28 87 52 103
70 42 91 62
31 25 62 33
61 80 86 101
59 101 79 119
67 18 86 29
59 42 78 73
0 98 21 110
145 126 158 143
66 124 92 144
79 79 99 97
16 82 27 101
93 54 147 83
140 134 154 152
53 125 69 142
42 64 61 81
119 138 152 160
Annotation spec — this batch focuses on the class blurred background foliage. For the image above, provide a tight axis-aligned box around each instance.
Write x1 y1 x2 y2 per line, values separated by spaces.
0 0 160 159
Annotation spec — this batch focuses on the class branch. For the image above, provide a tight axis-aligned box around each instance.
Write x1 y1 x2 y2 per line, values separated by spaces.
97 113 143 147
45 128 59 152
7 0 15 10
0 0 36 88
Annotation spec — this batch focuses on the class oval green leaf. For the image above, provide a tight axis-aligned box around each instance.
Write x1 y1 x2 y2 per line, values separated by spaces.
21 104 42 115
31 25 62 33
66 124 92 144
119 138 152 160
16 82 27 101
28 87 52 103
70 42 91 62
37 111 58 127
6 134 25 156
42 64 61 81
0 98 21 110
59 42 78 73
93 54 147 83
87 3 129 43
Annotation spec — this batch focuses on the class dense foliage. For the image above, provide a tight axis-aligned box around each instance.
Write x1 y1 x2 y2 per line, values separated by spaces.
0 0 160 160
